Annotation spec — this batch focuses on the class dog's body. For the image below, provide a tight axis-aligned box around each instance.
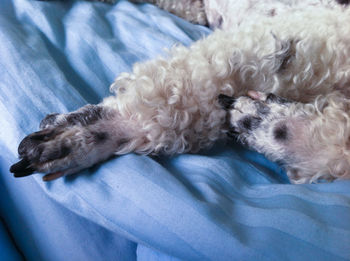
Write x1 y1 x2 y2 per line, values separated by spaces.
10 0 350 183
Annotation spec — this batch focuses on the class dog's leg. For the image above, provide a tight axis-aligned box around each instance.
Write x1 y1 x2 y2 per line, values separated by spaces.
10 90 223 182
10 29 245 180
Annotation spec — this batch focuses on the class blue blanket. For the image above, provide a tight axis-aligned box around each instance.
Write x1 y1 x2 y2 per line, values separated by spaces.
0 1 349 260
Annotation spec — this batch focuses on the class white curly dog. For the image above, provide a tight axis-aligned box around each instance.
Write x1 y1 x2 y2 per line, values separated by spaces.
10 0 350 184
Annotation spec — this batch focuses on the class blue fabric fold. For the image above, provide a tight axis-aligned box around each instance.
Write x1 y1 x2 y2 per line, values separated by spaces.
0 219 23 261
0 0 349 260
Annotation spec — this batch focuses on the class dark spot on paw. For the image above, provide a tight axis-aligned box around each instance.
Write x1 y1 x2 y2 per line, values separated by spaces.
269 8 276 16
238 116 262 131
92 131 109 143
274 124 288 141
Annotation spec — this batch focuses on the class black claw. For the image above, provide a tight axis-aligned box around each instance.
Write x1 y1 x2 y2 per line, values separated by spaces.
266 93 290 104
10 158 29 173
218 94 236 110
10 158 35 177
13 169 35 178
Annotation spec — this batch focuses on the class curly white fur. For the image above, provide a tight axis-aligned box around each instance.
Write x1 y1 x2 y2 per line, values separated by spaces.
101 1 350 183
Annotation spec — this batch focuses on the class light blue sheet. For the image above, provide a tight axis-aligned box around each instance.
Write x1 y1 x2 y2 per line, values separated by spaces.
0 0 349 260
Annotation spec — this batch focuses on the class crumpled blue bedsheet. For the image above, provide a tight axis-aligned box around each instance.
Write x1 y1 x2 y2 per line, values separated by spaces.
0 0 349 260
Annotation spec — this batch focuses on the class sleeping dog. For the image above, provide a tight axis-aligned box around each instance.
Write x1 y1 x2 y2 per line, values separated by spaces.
10 0 350 183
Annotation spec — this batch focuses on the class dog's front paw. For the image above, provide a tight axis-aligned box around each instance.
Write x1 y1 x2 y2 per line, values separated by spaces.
10 125 117 181
11 104 129 181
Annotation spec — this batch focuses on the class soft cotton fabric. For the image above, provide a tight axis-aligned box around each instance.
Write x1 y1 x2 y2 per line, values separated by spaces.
0 0 349 260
